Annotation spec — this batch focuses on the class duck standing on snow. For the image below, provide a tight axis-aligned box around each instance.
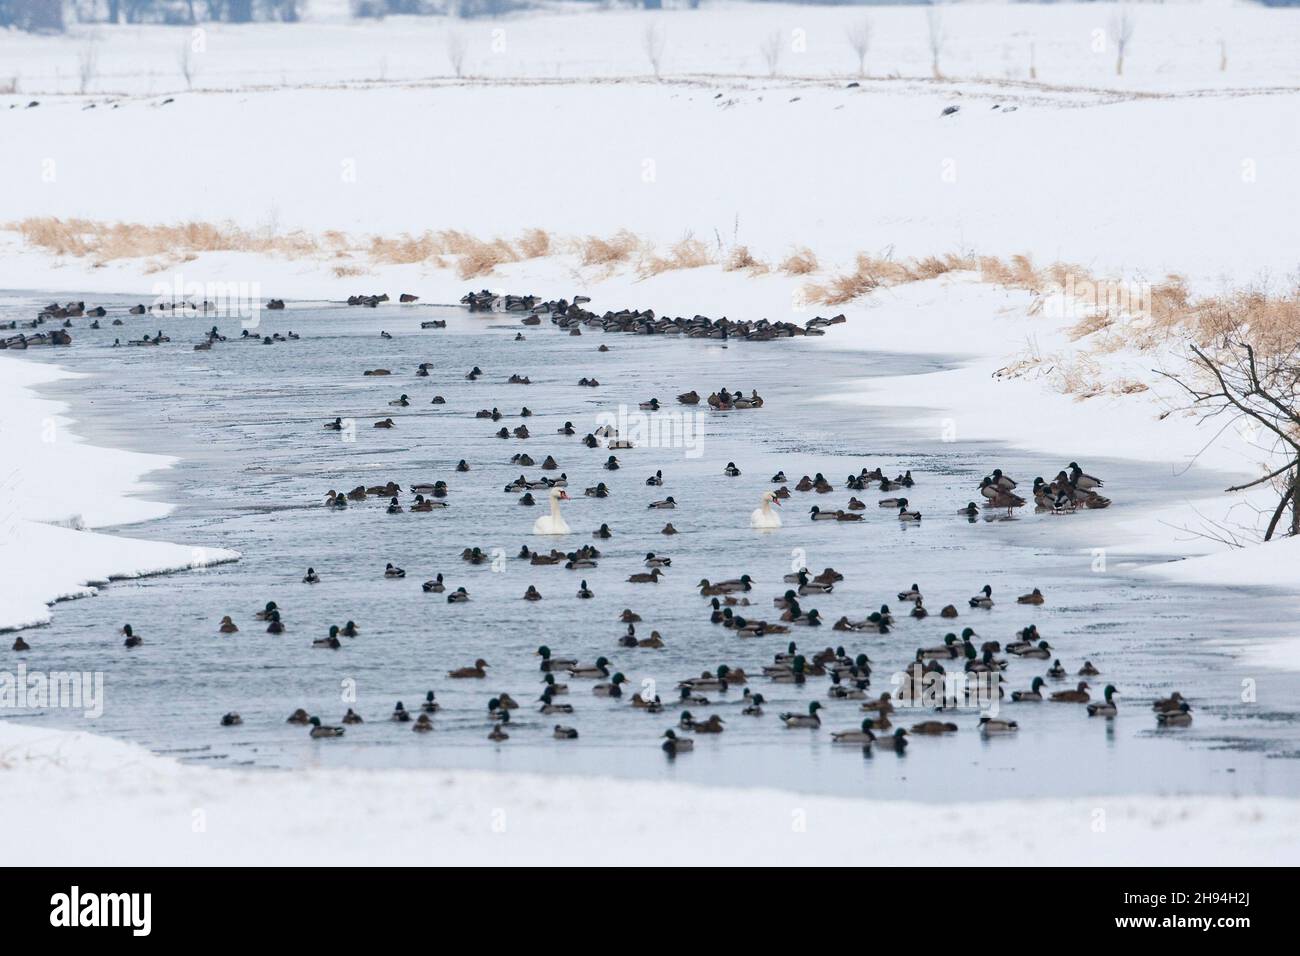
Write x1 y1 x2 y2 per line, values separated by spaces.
750 490 782 529
532 487 571 535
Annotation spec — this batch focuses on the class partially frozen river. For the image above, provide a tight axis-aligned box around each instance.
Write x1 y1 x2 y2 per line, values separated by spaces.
4 291 1298 801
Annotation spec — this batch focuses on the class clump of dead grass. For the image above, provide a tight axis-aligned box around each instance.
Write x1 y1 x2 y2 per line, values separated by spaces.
779 246 819 276
723 245 768 275
579 230 642 268
639 236 715 277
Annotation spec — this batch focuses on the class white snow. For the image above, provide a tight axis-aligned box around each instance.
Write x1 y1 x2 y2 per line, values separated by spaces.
0 353 239 632
2 720 1297 865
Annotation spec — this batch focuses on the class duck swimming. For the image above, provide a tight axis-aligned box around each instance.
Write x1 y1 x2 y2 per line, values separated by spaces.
779 701 823 728
662 729 693 754
122 624 142 648
303 567 320 584
385 563 406 578
308 717 345 738
1086 685 1119 717
449 659 489 678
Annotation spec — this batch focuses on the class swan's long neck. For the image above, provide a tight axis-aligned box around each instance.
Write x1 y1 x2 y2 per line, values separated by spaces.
550 495 563 522
761 497 773 516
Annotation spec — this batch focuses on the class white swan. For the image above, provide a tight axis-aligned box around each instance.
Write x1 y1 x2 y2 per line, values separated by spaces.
533 488 571 535
750 490 782 530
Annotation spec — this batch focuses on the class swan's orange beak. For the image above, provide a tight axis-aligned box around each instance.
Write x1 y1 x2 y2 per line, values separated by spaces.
557 490 570 500
772 497 781 507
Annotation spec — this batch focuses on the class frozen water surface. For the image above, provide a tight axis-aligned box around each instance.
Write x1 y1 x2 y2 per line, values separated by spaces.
4 292 1298 801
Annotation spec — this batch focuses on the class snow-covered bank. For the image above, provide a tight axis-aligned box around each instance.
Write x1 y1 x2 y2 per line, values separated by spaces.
0 353 239 632
1 720 1295 865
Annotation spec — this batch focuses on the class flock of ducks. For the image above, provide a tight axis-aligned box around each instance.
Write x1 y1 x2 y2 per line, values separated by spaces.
10 291 1184 763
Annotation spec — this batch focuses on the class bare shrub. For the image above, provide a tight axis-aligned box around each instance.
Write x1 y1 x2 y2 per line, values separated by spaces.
1109 6 1135 76
926 6 946 79
846 18 872 78
643 23 666 79
78 38 99 95
446 31 468 78
759 31 782 78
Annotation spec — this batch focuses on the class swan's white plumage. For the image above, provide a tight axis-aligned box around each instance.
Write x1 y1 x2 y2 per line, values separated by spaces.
750 491 782 529
533 487 571 535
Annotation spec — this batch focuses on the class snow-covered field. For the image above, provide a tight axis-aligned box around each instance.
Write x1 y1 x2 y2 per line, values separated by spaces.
2 3 1298 864
2 720 1296 865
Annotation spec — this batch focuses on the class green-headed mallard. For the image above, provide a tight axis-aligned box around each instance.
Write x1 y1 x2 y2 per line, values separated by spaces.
220 711 242 726
873 727 909 752
662 729 693 754
968 584 994 609
741 691 766 716
342 708 363 724
308 716 345 738
978 717 1018 736
538 691 574 714
1156 702 1192 727
594 672 628 697
553 724 579 739
1086 684 1119 717
779 701 823 728
831 718 877 743
567 656 611 679
1011 677 1047 702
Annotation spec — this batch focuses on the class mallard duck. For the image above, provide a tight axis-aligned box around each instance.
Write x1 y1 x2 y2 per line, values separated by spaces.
412 714 434 733
374 418 395 429
779 701 823 728
1047 659 1067 679
447 587 470 603
1068 462 1103 490
827 672 868 700
12 636 30 652
389 701 412 722
808 505 838 521
540 673 569 697
968 585 994 609
861 693 895 715
1087 684 1119 717
741 691 766 716
539 691 574 714
911 720 958 735
119 623 143 648
593 672 628 697
523 585 543 601
553 725 579 740
422 573 446 593
308 716 345 738
662 729 694 754
419 691 440 713
898 506 922 521
287 708 311 725
1011 677 1047 702
1156 702 1193 727
567 656 611 679
627 569 662 584
1016 588 1045 605
648 497 676 509
384 562 406 578
449 658 489 678
1078 660 1101 677
678 687 709 707
661 522 678 535
536 646 577 671
643 552 672 568
220 712 242 726
265 611 285 634
339 620 358 637
1014 640 1053 660
958 501 980 517
342 708 364 724
796 571 833 595
1051 681 1091 703
897 584 922 602
723 462 741 477
302 567 320 584
253 602 278 621
831 718 878 743
910 600 929 620
1153 691 1185 713
218 615 239 634
873 727 910 752
313 626 341 649
693 714 725 734
978 717 1019 736
576 580 594 599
